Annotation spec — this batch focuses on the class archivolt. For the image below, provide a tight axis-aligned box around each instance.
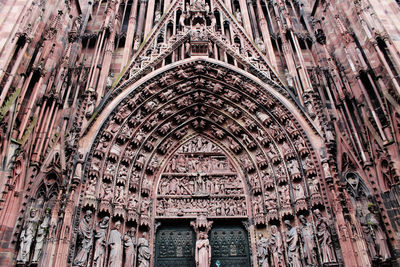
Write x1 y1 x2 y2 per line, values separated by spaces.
78 58 329 229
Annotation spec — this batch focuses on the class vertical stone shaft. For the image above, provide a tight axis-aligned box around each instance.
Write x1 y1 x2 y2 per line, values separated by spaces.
122 0 139 69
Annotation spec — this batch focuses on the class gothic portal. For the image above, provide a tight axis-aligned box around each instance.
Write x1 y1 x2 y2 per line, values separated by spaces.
1 0 400 266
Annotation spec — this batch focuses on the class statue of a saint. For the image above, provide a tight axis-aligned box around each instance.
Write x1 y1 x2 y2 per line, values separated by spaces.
93 216 109 266
108 221 123 267
195 174 206 193
32 209 51 263
74 210 94 266
298 215 317 266
123 228 136 267
257 234 269 267
269 225 284 267
313 209 336 263
284 220 302 267
362 205 391 261
293 183 305 201
17 209 39 263
195 232 211 267
137 232 151 267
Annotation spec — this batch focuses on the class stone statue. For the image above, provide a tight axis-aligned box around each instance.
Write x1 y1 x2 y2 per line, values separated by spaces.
298 215 317 266
100 182 113 201
114 185 125 205
195 174 206 193
179 12 187 29
74 210 94 266
313 209 336 263
17 209 39 263
123 228 136 267
108 221 123 267
154 10 161 24
279 185 291 206
269 225 284 267
284 220 302 267
137 232 151 267
257 234 270 267
195 232 211 267
235 10 242 24
93 216 110 266
32 209 51 263
308 179 319 196
293 183 305 201
85 96 95 118
362 205 391 261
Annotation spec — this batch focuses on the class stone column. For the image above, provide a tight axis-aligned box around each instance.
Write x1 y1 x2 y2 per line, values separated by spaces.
121 0 139 69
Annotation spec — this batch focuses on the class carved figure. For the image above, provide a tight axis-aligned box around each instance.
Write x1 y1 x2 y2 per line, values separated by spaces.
108 221 123 267
100 182 113 201
309 178 319 195
284 220 302 267
137 232 151 267
299 215 317 266
293 183 305 201
85 97 95 118
124 228 136 267
140 198 150 215
313 209 336 263
195 174 206 193
257 234 270 267
114 185 125 205
279 185 291 206
128 194 139 210
269 225 284 267
179 12 187 29
361 206 391 261
265 191 277 209
73 210 93 266
86 178 97 196
93 216 110 266
32 209 50 262
196 232 211 267
235 10 242 24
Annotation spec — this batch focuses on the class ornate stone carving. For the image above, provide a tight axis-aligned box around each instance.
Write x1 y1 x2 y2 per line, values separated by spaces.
269 225 285 267
195 232 211 267
93 216 109 266
284 220 302 267
293 183 307 212
73 210 93 266
257 234 269 267
108 221 123 267
17 209 38 263
360 205 391 261
313 209 336 263
299 215 317 266
137 232 151 267
123 228 136 267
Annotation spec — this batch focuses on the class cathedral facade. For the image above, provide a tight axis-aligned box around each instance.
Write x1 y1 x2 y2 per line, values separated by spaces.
0 0 400 266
